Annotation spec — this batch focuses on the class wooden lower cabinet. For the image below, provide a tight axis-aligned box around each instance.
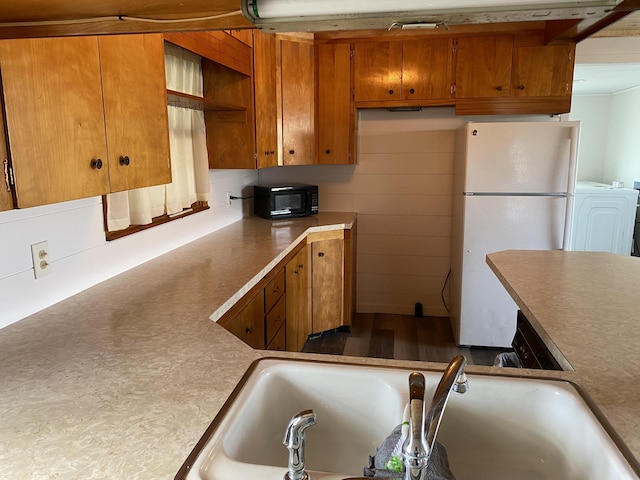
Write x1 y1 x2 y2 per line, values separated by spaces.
308 225 356 335
311 236 344 333
285 243 310 352
221 225 356 350
227 290 265 349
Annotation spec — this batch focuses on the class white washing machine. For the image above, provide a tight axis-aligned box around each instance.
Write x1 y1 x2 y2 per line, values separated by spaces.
569 181 639 255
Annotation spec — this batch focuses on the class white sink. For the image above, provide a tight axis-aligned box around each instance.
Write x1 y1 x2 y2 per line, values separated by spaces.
177 358 640 480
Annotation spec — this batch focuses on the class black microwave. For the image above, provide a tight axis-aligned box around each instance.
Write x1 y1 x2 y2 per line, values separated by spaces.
253 184 319 220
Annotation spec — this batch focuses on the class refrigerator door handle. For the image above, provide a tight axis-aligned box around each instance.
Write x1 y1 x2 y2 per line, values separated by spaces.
562 125 580 251
464 192 567 197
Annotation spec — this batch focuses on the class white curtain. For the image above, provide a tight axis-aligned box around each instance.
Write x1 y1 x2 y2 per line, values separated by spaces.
106 43 209 232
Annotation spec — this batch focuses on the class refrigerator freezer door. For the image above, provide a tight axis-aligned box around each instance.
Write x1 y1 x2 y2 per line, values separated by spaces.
457 194 567 347
464 122 579 194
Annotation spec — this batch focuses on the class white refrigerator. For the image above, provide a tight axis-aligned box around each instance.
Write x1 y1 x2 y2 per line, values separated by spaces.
450 121 580 348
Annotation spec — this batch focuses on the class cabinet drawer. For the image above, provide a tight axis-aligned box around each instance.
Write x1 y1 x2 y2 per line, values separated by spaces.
266 294 286 345
265 268 285 312
267 321 286 351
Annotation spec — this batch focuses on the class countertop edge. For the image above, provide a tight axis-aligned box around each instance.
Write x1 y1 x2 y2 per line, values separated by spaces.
208 220 354 323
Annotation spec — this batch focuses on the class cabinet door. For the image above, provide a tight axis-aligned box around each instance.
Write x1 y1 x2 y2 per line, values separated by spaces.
455 36 513 98
280 37 315 166
99 34 171 192
402 38 454 101
240 290 266 349
0 105 13 211
311 238 344 334
316 43 354 165
253 30 279 169
265 294 285 346
511 44 575 98
285 244 310 351
353 41 403 102
0 37 109 208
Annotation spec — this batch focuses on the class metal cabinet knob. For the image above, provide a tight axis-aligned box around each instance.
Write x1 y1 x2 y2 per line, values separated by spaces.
120 155 130 166
409 88 415 94
518 85 525 90
388 89 394 95
325 149 331 154
496 85 503 91
246 326 253 334
318 252 325 257
289 149 295 155
91 158 103 170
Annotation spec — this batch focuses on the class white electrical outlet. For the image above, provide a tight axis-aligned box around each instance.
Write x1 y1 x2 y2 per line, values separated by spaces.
226 191 232 207
31 241 51 279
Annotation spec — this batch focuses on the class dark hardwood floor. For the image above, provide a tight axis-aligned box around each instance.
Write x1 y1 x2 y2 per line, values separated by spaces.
302 313 511 366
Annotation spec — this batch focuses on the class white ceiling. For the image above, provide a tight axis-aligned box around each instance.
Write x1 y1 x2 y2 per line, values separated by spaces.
572 63 640 95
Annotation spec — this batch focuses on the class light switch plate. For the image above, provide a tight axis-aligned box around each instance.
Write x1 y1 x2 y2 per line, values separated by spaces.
31 241 51 279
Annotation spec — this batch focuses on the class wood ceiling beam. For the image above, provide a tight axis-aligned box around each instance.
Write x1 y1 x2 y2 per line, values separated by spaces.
544 0 640 44
0 0 253 39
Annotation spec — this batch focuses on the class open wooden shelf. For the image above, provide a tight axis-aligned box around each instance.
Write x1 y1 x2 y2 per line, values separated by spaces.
166 89 246 112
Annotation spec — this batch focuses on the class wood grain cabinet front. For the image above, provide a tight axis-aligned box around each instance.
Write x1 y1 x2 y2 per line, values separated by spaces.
228 290 266 350
280 35 315 166
316 42 355 165
353 38 454 107
308 224 357 335
0 34 171 208
98 34 172 193
455 34 575 115
221 225 356 351
285 243 310 352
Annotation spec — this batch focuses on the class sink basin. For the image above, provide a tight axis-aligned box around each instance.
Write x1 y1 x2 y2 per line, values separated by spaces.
177 358 640 480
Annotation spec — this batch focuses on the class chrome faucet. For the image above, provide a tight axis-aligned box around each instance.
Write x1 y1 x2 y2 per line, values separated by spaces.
402 355 468 480
283 409 317 480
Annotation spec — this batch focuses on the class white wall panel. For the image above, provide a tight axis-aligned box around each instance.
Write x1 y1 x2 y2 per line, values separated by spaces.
0 169 258 329
259 109 460 318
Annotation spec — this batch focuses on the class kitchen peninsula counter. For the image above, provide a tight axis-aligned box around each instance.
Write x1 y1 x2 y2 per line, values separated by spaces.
0 213 360 479
487 249 640 465
2 219 640 478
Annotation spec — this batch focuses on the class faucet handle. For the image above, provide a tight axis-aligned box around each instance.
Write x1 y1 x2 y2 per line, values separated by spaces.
453 371 469 394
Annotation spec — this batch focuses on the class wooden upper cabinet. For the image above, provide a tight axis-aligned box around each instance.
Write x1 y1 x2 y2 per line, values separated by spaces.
511 43 575 98
280 35 315 166
0 37 110 208
316 42 354 165
353 41 403 102
353 38 454 105
0 34 171 209
401 38 455 101
99 34 171 193
253 31 279 169
455 35 513 98
455 34 575 115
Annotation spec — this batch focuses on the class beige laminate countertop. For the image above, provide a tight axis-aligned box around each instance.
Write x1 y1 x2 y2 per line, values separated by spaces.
3 217 640 479
0 213 359 479
487 249 640 466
